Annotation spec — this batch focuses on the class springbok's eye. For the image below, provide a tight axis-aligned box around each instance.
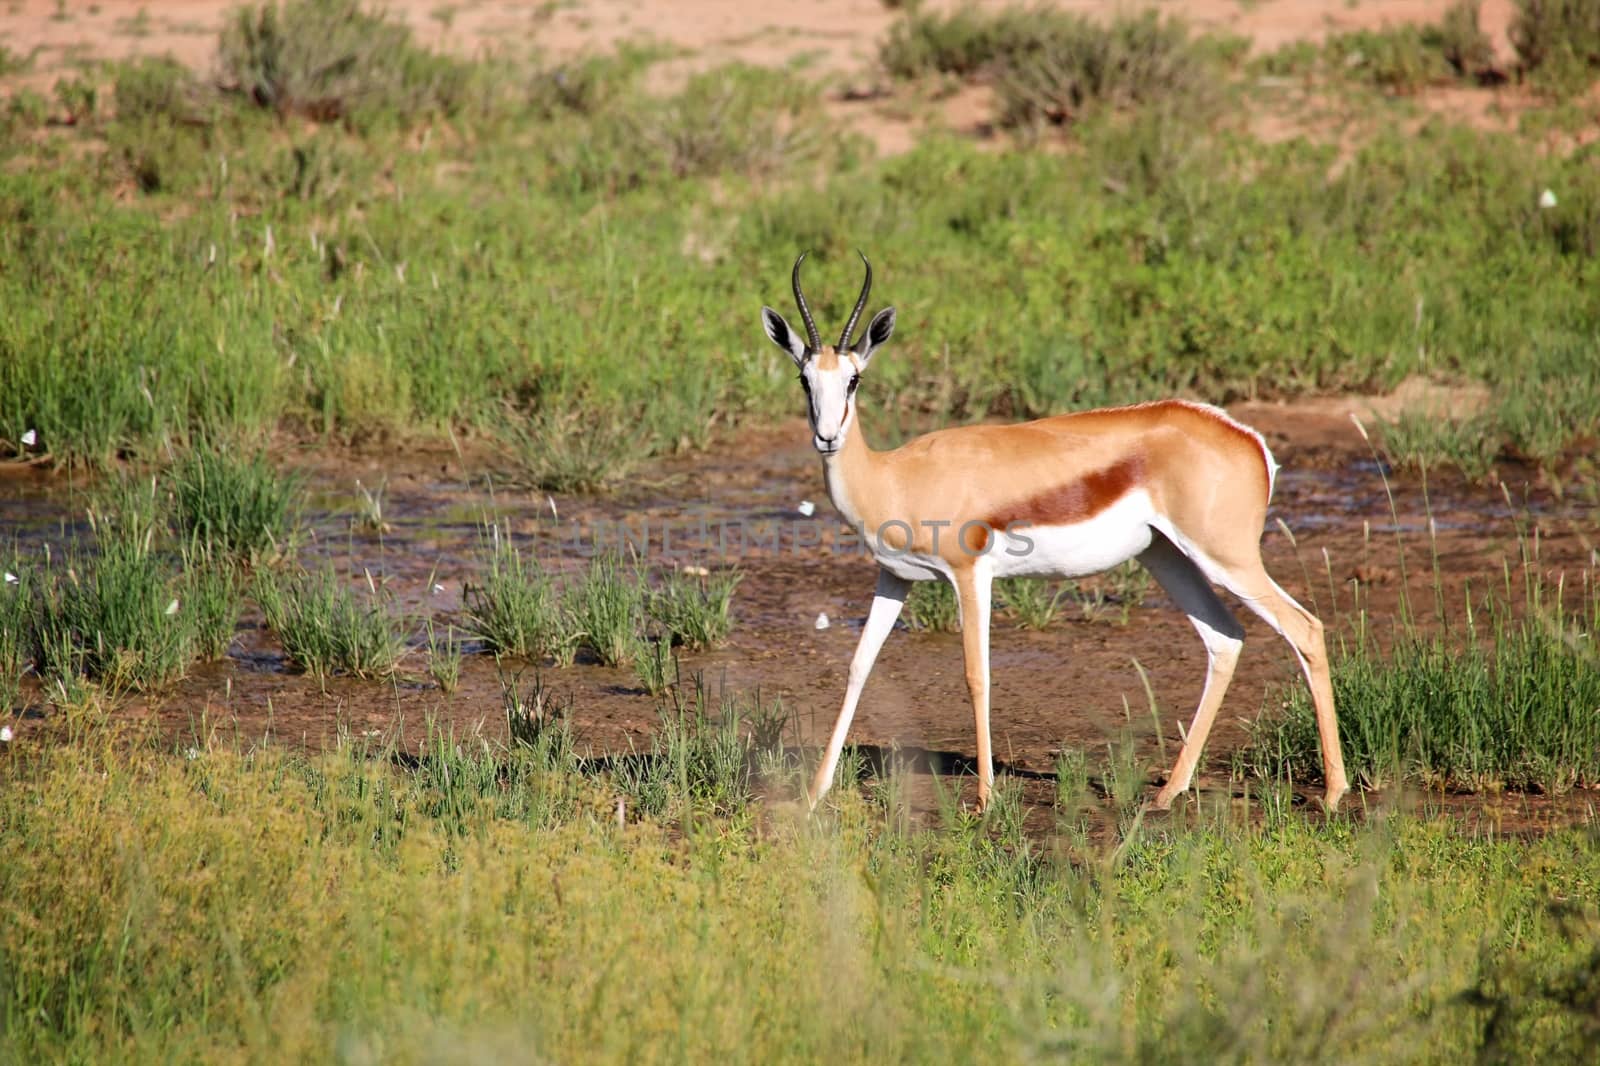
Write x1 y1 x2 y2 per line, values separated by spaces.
848 374 860 393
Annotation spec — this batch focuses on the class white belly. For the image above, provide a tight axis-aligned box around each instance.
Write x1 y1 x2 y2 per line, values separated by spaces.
989 490 1156 579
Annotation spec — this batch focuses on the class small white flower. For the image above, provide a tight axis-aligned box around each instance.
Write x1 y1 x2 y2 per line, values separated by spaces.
683 565 709 577
3 572 16 585
20 429 36 447
814 612 831 630
165 598 180 617
362 729 382 738
432 582 446 594
184 746 200 760
0 726 13 743
1540 188 1558 209
797 500 816 517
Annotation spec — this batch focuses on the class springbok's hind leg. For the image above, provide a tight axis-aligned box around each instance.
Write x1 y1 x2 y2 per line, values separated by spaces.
1208 565 1349 811
1138 532 1246 810
809 568 910 809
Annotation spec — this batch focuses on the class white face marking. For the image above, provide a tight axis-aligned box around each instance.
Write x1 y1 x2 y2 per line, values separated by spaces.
800 352 861 455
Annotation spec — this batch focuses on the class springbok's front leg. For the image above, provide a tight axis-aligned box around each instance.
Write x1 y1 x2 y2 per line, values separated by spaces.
953 562 996 809
809 568 911 809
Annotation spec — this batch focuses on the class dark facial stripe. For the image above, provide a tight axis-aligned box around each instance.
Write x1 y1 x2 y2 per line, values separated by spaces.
983 455 1145 532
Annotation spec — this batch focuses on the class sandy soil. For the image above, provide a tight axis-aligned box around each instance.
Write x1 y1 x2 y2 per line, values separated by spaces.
1 0 1534 153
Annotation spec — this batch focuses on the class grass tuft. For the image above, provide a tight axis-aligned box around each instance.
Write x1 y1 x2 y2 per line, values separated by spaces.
572 554 644 668
644 568 740 650
256 568 404 680
169 444 300 566
462 528 578 665
31 539 189 694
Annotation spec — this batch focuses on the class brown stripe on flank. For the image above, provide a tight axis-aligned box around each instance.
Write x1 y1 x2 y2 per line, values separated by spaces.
984 455 1145 532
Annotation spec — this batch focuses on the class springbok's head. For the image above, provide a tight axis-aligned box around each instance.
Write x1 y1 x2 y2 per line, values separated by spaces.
761 252 896 456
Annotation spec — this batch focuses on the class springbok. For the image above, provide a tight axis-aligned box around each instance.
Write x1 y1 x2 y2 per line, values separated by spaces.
761 252 1348 812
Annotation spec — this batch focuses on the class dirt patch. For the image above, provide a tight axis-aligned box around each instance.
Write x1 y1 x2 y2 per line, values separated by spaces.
1235 375 1494 459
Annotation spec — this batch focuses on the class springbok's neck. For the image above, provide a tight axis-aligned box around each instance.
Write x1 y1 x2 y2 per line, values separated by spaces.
821 405 878 531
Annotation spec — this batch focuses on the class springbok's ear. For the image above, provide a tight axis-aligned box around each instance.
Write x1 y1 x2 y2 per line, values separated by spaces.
761 306 808 368
852 307 896 365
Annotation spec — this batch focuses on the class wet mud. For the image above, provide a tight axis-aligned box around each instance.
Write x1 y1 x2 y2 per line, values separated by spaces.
2 404 1596 827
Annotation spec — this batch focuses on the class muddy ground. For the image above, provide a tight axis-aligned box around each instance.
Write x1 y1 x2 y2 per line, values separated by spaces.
3 397 1595 827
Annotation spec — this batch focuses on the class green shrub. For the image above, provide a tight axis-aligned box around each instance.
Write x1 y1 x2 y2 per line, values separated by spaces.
54 76 98 126
218 0 481 125
992 10 1212 129
1436 0 1498 80
881 5 1213 129
112 56 203 123
1511 0 1600 95
1325 25 1457 93
881 4 1033 78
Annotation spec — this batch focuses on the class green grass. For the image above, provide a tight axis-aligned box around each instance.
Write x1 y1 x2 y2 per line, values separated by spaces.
572 553 644 667
904 577 959 632
611 676 787 820
498 663 575 773
462 528 577 664
1 472 259 693
179 564 243 661
169 443 301 565
1245 509 1600 794
425 619 460 693
30 538 190 693
644 567 741 650
256 567 405 680
0 548 31 715
0 10 1594 481
465 538 740 670
997 577 1071 629
631 631 676 696
4 734 1600 1061
1246 566 1600 795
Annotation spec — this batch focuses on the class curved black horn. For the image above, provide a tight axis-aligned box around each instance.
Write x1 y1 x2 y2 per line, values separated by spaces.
791 252 822 352
838 250 872 350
